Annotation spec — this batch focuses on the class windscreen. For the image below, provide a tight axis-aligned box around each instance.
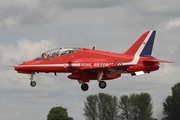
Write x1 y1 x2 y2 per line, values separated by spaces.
36 47 79 60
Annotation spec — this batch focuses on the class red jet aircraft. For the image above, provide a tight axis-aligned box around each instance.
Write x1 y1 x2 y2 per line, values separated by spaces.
14 30 172 91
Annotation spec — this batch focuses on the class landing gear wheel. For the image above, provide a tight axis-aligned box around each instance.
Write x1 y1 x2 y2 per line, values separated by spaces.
99 81 107 89
81 83 89 91
30 81 36 87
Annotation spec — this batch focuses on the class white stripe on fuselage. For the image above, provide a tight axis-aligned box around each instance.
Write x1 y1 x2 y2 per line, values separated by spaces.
123 55 140 65
19 63 80 67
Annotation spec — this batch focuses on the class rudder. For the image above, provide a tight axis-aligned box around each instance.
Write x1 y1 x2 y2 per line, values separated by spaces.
124 30 156 56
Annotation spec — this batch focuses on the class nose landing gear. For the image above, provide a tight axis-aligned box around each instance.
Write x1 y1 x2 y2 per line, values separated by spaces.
30 81 36 87
30 73 36 87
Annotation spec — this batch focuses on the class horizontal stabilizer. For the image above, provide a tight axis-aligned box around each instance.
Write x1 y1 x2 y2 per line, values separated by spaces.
143 58 174 63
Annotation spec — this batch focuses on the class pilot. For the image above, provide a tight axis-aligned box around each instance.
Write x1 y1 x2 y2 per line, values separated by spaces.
52 52 58 58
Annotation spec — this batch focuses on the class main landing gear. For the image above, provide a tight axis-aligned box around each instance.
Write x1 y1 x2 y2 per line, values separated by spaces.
80 80 107 91
28 72 107 91
30 73 36 87
81 83 89 91
99 81 107 89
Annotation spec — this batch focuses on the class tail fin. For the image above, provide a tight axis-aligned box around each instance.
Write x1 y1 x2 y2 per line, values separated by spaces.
124 30 156 56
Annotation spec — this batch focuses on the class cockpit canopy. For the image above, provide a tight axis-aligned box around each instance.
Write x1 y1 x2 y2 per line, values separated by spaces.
36 47 80 60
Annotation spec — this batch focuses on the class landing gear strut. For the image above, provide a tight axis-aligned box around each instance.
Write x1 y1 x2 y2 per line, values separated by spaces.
81 83 89 91
99 81 107 89
30 73 36 87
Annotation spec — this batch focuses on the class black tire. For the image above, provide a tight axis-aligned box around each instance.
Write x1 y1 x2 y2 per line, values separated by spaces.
30 81 36 87
81 83 89 91
99 81 107 89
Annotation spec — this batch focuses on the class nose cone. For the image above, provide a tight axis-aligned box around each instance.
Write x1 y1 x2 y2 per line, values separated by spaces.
14 64 21 71
14 60 35 74
14 64 26 73
14 65 18 71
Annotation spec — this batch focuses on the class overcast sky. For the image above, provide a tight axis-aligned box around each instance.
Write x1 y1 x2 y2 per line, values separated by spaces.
0 0 180 120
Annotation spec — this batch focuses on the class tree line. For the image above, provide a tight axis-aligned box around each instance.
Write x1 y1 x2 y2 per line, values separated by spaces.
47 83 180 120
84 92 156 120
